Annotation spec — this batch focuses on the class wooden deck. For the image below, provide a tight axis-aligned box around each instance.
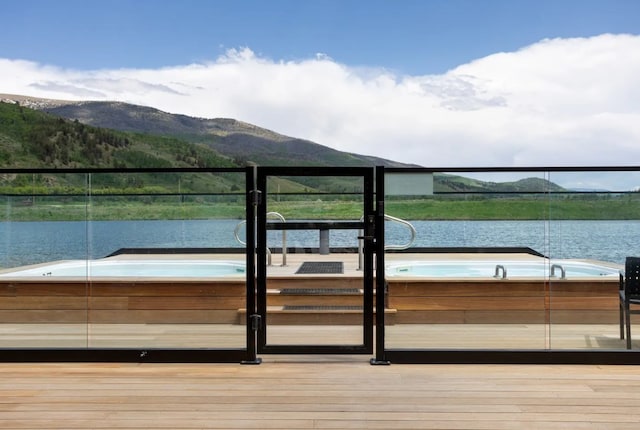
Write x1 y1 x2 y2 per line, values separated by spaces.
0 322 634 349
2 253 639 427
1 360 640 429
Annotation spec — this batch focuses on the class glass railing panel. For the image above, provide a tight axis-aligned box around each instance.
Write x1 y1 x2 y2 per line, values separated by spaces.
85 171 247 349
262 174 368 348
547 170 640 350
0 172 90 348
384 170 548 350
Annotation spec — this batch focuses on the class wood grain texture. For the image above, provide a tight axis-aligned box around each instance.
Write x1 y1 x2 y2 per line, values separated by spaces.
0 361 639 429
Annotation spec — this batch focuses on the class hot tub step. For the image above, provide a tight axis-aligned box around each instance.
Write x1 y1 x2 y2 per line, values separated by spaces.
237 306 396 325
282 305 362 311
279 288 362 295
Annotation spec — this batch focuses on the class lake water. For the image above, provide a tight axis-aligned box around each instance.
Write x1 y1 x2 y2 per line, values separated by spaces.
1 219 638 268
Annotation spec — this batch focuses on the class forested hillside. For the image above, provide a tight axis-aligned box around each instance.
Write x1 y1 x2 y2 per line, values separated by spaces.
0 101 234 169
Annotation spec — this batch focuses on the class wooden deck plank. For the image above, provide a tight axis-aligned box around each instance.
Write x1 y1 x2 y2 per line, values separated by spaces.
1 362 640 429
1 322 636 349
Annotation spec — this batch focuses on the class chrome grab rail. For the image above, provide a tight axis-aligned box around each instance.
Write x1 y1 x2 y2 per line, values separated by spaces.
233 220 247 245
550 263 566 279
383 214 417 251
358 214 417 270
494 264 507 279
234 211 287 266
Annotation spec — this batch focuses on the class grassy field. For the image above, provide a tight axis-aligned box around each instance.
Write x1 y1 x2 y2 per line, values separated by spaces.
4 195 640 221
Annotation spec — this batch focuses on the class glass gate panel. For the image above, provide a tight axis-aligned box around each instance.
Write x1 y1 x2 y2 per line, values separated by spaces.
257 167 374 354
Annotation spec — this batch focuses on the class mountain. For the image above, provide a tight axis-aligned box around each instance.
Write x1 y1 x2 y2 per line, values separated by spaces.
0 100 233 169
0 95 412 168
0 100 245 193
436 174 565 193
0 94 566 193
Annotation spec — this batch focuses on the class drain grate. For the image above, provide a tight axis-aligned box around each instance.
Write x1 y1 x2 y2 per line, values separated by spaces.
282 305 363 311
280 288 360 295
295 261 344 274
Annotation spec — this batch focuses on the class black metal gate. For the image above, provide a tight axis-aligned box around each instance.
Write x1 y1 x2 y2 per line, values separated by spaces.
253 167 378 355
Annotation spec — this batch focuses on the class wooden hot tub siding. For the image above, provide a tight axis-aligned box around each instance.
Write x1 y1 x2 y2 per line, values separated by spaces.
0 277 623 324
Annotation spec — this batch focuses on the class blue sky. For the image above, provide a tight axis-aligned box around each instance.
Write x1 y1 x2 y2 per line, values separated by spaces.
4 0 639 74
2 0 640 189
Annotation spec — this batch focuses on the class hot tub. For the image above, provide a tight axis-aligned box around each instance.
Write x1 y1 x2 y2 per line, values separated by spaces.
385 259 620 279
0 259 246 278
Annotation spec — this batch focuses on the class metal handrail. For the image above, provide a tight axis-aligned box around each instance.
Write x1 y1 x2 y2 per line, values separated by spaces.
494 264 507 279
383 214 417 251
358 214 417 270
551 263 566 279
233 220 247 245
234 211 287 266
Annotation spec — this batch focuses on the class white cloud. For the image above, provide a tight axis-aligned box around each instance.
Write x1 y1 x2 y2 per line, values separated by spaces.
1 35 640 181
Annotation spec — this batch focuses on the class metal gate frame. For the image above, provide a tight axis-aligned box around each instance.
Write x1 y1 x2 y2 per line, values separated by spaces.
253 166 377 355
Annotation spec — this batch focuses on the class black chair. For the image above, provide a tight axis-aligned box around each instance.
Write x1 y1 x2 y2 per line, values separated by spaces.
619 257 640 349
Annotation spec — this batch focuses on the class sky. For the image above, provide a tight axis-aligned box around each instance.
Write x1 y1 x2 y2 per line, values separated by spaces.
1 0 640 189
